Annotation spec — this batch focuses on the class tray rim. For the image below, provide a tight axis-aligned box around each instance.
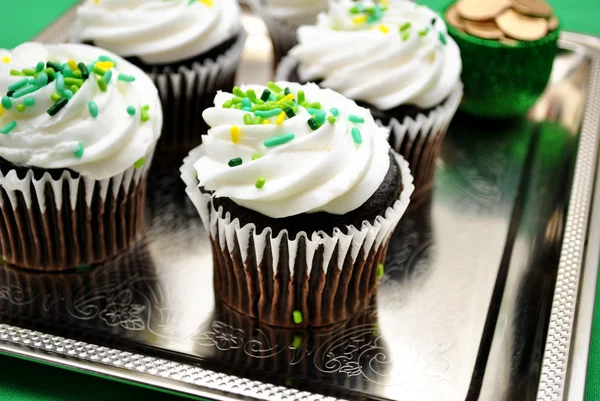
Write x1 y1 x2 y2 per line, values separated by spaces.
0 14 598 401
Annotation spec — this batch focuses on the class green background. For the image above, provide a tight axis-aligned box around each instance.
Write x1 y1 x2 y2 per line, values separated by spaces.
1 0 600 400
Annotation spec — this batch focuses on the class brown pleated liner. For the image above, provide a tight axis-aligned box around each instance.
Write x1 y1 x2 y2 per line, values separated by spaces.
246 0 300 67
386 83 463 203
0 151 154 272
150 30 247 152
181 147 414 328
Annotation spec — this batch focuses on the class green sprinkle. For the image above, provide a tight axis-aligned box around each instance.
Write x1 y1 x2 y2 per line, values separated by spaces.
293 310 303 324
1 96 12 109
399 22 411 32
254 116 263 124
16 104 25 113
46 61 63 72
23 97 35 107
62 89 73 99
92 66 105 76
42 68 55 78
88 101 99 117
34 72 48 88
12 84 38 98
103 69 113 85
267 81 282 93
307 108 325 117
291 334 302 349
327 115 336 124
78 63 89 79
96 78 107 92
439 31 447 45
284 87 290 95
307 102 321 109
254 98 264 105
98 55 115 64
264 133 295 147
55 73 64 92
231 96 242 104
22 69 35 76
284 107 295 118
307 118 319 131
252 154 261 160
71 85 79 94
64 77 83 87
269 94 276 101
141 108 150 122
255 177 266 189
234 103 242 109
8 78 29 91
143 104 150 110
348 114 365 123
275 92 285 101
117 73 135 82
133 157 146 169
329 107 339 117
222 100 232 108
246 89 256 101
73 142 84 159
62 66 73 78
297 90 305 104
10 69 24 76
402 32 410 42
47 98 68 116
243 113 254 125
228 157 243 167
35 61 45 73
0 121 16 134
351 127 363 144
418 27 429 36
50 92 62 102
72 70 82 79
349 4 363 13
377 263 384 278
127 105 136 116
260 89 271 102
232 86 245 97
241 97 252 108
6 90 14 97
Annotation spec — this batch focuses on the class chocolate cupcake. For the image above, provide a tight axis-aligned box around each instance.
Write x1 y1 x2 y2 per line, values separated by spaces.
276 0 463 197
444 0 560 118
71 0 247 151
181 82 414 328
0 43 162 271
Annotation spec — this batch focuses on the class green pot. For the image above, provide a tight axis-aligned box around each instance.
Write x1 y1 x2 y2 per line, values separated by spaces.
445 10 560 118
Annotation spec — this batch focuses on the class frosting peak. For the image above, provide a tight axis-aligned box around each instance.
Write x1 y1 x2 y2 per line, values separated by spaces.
290 0 462 110
0 43 162 180
72 0 242 65
195 82 391 218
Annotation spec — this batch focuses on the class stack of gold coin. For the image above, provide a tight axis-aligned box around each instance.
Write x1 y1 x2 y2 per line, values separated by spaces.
446 0 558 44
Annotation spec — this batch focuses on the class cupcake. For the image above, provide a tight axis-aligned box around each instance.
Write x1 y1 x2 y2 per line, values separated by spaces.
71 0 246 151
277 0 463 197
248 0 327 67
444 0 559 118
0 42 162 271
181 82 414 328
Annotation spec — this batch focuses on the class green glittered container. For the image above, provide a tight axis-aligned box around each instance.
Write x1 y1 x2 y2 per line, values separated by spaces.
445 13 560 118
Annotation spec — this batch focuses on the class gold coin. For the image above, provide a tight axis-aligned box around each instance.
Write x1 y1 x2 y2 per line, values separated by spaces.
445 4 467 31
496 9 548 41
512 0 553 18
548 15 559 31
464 20 504 40
456 0 511 21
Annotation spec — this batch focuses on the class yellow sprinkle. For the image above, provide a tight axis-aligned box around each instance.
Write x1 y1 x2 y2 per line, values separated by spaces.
67 59 78 71
381 0 388 5
230 126 240 143
1 56 10 64
277 94 294 104
276 111 286 125
0 106 4 117
352 15 367 24
198 0 214 7
379 24 389 34
95 61 115 71
262 119 271 124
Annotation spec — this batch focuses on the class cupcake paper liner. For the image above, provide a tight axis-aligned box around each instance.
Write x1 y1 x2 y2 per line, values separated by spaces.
149 31 248 152
247 0 299 67
181 146 414 328
386 82 463 200
0 150 154 272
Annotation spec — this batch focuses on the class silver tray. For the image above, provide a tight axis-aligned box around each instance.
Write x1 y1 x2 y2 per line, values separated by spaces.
1 6 599 401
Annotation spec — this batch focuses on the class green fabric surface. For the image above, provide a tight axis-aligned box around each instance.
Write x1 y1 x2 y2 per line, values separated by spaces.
1 1 600 400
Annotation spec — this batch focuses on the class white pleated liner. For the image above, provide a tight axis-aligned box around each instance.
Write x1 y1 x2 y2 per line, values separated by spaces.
150 31 248 150
0 149 154 212
181 145 415 277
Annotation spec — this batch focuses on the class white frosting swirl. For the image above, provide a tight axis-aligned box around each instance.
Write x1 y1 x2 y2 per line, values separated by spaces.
195 82 391 218
290 0 462 110
0 43 162 180
72 0 242 65
264 0 328 26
